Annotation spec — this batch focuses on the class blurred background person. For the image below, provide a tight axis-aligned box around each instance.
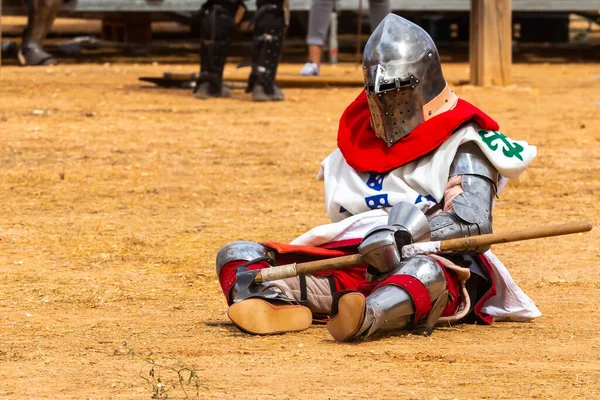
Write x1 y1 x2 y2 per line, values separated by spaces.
300 0 390 76
19 0 62 66
194 0 287 102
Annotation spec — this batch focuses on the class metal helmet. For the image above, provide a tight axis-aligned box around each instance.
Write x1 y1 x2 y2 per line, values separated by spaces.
363 14 447 147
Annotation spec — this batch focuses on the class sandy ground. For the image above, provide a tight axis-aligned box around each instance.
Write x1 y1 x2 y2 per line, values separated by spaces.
0 57 599 400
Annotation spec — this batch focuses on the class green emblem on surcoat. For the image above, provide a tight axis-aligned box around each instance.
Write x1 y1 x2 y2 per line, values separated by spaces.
478 130 524 161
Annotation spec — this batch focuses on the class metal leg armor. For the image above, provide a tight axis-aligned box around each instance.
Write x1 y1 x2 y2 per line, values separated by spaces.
327 256 449 342
194 0 239 99
216 241 283 303
216 241 312 335
19 0 61 66
246 0 286 101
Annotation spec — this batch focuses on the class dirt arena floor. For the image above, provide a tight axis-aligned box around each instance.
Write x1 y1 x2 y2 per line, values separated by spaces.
1 52 599 399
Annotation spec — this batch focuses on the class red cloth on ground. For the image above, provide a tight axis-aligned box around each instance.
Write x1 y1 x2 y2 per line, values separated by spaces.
440 263 462 317
263 241 356 258
337 91 499 173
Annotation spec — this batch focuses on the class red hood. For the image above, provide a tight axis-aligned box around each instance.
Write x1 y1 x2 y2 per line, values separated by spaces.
337 91 499 173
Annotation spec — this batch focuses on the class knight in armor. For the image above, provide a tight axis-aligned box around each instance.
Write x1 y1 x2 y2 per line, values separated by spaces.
214 14 541 341
19 0 62 66
194 0 286 101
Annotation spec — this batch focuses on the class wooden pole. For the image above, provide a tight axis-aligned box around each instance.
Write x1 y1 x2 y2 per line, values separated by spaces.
403 221 593 258
469 0 512 86
439 221 592 252
255 221 593 283
255 254 362 283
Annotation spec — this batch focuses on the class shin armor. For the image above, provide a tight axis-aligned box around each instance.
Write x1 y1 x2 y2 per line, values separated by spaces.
216 241 334 311
245 0 286 94
196 0 238 94
363 256 447 336
329 256 449 341
216 241 314 335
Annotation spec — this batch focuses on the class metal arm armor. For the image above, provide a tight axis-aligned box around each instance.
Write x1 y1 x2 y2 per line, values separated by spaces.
429 142 499 253
358 202 431 276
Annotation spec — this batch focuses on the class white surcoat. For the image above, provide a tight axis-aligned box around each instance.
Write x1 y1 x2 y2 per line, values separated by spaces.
291 123 541 321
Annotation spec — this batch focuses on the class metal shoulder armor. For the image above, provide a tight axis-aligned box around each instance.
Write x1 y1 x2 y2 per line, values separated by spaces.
430 142 499 253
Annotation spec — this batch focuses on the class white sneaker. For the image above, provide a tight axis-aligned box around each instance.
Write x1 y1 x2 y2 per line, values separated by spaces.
300 62 319 76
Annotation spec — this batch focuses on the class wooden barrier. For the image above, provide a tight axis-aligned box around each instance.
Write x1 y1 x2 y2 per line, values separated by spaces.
469 0 513 86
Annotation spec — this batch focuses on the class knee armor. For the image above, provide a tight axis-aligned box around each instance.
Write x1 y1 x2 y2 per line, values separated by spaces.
215 241 296 305
215 241 270 277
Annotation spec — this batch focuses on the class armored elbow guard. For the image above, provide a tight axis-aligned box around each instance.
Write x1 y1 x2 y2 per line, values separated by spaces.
359 202 431 275
430 142 499 253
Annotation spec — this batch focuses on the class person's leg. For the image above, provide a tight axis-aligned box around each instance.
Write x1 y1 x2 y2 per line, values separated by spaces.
300 0 334 75
19 0 61 66
307 45 322 65
246 0 287 101
216 242 313 334
216 242 370 334
193 0 237 99
367 0 391 30
327 256 451 342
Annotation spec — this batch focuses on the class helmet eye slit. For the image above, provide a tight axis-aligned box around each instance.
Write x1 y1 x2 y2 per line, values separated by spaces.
372 78 415 94
378 82 396 92
398 78 412 89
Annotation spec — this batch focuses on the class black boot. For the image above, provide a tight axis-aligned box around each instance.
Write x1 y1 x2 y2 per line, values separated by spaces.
19 0 61 66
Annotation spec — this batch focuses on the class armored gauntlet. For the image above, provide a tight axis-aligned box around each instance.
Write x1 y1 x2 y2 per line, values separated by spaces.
358 202 431 277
